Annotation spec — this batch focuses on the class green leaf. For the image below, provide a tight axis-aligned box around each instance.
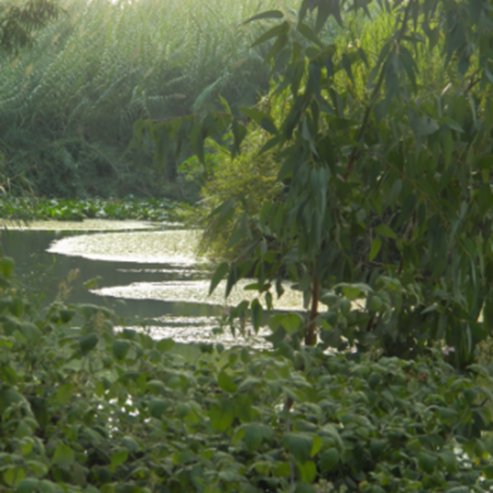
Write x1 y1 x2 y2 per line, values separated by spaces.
335 283 372 301
243 9 284 24
113 340 131 360
209 401 235 432
3 467 26 487
110 449 129 469
148 398 168 418
38 480 61 493
79 334 98 355
0 257 14 278
52 383 73 406
369 237 382 261
319 448 339 472
52 443 74 468
16 479 40 493
232 119 247 156
310 435 322 457
375 224 397 239
209 262 229 295
417 451 437 474
83 276 102 290
283 432 313 462
225 265 239 298
298 461 317 483
121 436 140 453
411 114 440 137
251 22 289 48
157 338 175 352
242 108 278 134
269 313 303 333
238 422 273 451
251 298 263 330
315 0 343 31
297 22 323 47
217 370 237 393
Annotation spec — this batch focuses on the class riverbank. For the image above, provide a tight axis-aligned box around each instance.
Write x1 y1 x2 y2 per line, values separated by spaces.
0 196 190 222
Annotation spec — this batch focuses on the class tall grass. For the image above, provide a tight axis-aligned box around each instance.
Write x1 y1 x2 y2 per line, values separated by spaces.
0 0 298 198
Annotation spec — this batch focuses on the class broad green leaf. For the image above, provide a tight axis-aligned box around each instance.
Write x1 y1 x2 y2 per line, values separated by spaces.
217 370 237 393
16 479 40 493
110 449 129 469
0 257 14 278
335 283 372 300
283 432 313 462
53 383 73 405
146 379 167 394
157 338 175 352
209 402 235 432
268 313 303 333
238 422 273 451
52 443 74 468
79 334 98 355
3 467 26 487
148 398 168 418
319 448 339 472
298 461 317 483
113 339 131 360
38 480 61 493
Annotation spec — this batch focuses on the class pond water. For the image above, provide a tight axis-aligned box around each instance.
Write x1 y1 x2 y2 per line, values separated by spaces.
0 220 303 346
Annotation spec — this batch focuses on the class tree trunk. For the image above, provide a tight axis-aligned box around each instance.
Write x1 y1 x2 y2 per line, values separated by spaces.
305 276 320 346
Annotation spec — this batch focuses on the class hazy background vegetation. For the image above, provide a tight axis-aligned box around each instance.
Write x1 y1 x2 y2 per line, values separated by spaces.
0 0 299 198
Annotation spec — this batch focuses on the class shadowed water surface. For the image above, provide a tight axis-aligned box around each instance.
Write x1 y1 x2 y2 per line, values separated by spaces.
0 220 303 346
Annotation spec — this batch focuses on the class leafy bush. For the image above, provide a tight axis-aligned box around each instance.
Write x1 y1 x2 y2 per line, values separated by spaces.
178 0 493 365
197 128 282 261
1 257 493 492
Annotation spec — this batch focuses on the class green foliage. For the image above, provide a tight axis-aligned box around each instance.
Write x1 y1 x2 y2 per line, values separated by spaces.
0 0 59 53
0 0 296 198
188 0 493 365
1 256 493 491
197 127 282 260
0 196 179 221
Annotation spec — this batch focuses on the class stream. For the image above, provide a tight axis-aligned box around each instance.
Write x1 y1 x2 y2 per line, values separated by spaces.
0 220 303 347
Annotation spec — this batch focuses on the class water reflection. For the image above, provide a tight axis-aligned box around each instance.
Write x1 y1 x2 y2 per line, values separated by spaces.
48 230 205 265
93 279 303 310
1 222 303 346
119 315 270 349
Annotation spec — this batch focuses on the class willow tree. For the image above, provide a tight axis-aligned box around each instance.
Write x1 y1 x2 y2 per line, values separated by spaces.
158 0 493 366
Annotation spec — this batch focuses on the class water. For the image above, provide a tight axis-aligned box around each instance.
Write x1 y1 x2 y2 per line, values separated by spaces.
0 220 303 346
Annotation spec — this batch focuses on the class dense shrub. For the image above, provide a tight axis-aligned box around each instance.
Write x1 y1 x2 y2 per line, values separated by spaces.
1 257 493 492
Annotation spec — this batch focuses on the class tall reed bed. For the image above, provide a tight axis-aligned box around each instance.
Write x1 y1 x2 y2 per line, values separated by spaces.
0 0 298 197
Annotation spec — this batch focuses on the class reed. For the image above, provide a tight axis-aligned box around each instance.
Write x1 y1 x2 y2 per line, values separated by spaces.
0 0 299 197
